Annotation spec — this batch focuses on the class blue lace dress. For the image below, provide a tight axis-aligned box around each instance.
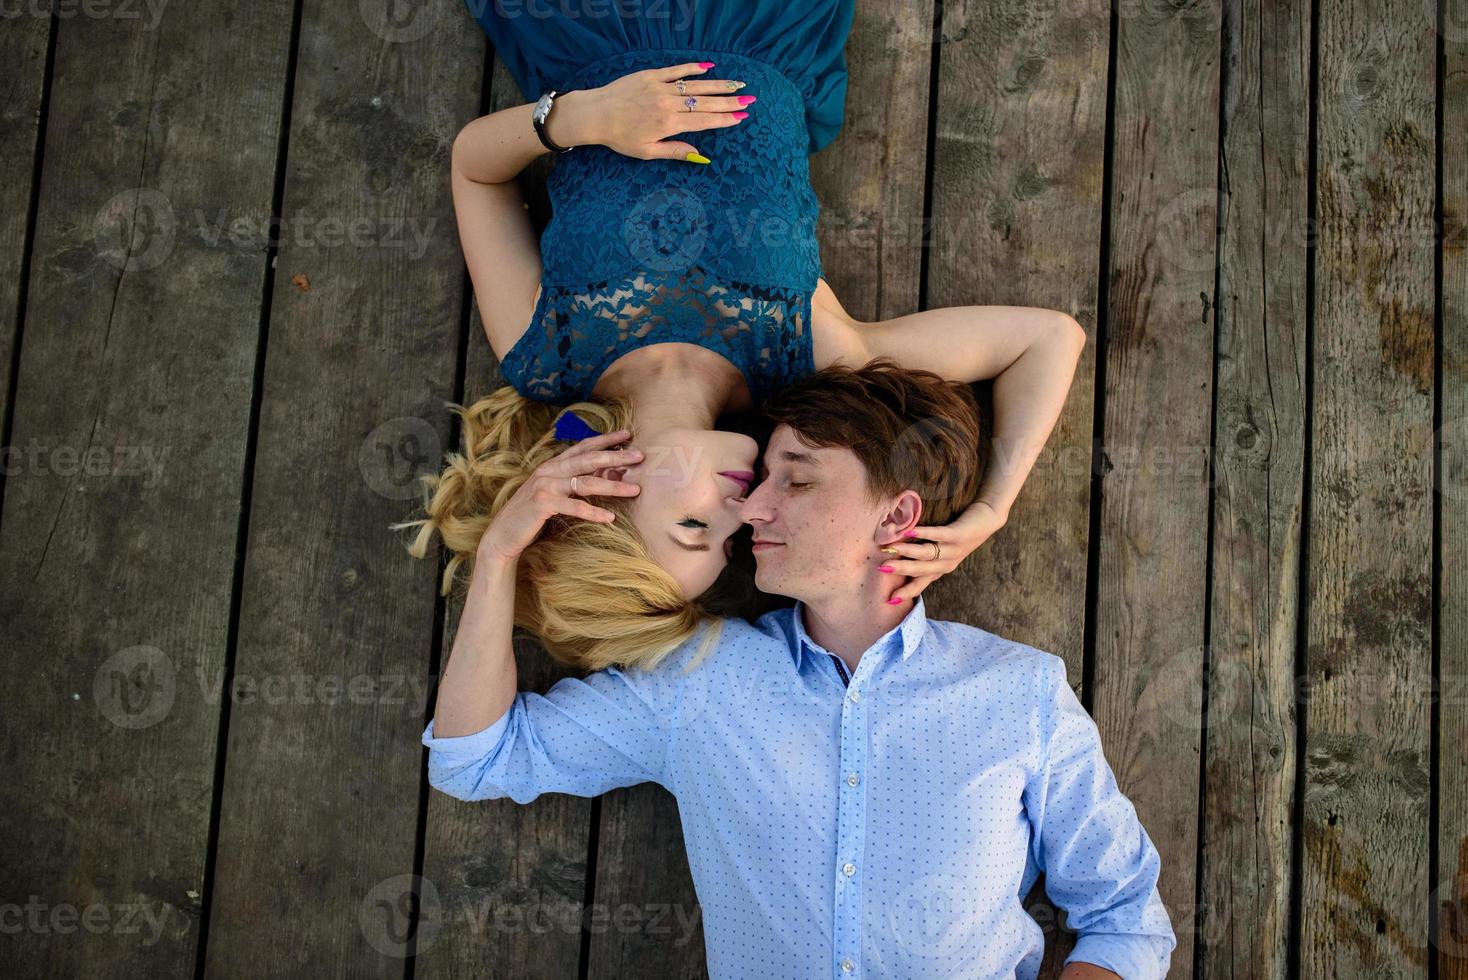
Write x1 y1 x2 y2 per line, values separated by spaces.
466 0 855 405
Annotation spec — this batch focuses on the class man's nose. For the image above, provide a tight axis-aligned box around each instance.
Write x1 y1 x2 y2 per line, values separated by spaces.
738 481 768 523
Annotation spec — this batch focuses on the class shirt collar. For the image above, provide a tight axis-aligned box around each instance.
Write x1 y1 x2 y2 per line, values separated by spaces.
789 593 929 670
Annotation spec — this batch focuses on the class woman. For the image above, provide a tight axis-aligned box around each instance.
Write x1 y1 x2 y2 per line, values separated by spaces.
396 0 1086 672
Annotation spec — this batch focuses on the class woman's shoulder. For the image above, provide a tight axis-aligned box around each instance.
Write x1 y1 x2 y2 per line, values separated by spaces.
809 277 868 372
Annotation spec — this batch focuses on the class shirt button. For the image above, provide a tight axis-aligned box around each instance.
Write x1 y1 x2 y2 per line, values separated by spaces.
849 687 861 702
846 772 860 787
842 862 856 877
841 959 854 972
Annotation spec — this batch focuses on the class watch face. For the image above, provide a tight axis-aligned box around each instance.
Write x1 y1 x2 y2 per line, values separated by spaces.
534 93 552 122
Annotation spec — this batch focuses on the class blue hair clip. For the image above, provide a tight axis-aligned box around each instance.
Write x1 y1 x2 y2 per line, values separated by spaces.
553 411 603 443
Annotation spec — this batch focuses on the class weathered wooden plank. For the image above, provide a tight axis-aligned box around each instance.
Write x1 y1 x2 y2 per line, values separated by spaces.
1090 0 1223 974
415 54 594 979
199 2 481 975
810 0 935 320
925 0 1110 972
0 11 50 502
1439 7 1468 978
0 3 293 976
1200 0 1312 976
1301 0 1436 973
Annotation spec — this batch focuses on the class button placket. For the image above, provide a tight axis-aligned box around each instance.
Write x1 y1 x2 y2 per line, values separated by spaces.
832 659 868 978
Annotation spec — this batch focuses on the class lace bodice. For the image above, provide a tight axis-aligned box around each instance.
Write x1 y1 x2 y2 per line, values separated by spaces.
499 47 824 405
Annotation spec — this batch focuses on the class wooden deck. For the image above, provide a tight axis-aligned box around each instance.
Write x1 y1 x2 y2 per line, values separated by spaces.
0 0 1460 977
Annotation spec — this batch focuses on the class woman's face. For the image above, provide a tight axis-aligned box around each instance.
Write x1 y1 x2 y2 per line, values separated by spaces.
592 426 760 599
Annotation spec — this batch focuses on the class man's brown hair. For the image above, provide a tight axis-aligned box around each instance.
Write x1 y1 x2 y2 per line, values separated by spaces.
761 356 987 526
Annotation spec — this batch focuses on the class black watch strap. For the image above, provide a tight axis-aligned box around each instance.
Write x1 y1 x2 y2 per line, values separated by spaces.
533 91 575 154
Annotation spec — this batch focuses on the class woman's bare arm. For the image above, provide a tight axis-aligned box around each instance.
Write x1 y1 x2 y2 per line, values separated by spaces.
451 92 598 357
859 304 1087 518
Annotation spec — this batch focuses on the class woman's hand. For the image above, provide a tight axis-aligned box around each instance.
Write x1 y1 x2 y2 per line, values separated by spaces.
560 62 751 163
878 500 1010 606
477 429 644 566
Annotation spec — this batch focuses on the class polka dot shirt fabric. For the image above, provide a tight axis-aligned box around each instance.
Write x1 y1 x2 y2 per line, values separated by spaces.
422 594 1176 979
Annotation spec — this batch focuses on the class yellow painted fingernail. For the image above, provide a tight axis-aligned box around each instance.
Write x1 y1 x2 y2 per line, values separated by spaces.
879 547 899 555
684 151 711 164
727 80 745 90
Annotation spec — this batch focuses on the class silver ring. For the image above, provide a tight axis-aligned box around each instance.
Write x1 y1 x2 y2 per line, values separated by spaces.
675 79 686 94
930 542 940 561
570 475 579 495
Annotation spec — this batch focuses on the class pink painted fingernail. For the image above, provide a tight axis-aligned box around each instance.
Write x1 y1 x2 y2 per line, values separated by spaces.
731 111 749 120
887 597 903 605
904 531 917 538
737 95 757 105
697 61 715 68
878 565 894 573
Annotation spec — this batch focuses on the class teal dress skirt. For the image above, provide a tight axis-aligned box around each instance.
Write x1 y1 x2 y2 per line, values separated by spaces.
465 0 856 406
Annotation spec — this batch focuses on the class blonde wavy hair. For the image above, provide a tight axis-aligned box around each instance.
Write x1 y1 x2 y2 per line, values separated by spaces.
392 384 729 675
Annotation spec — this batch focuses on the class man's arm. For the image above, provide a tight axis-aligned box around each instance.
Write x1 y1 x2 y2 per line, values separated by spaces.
1024 654 1178 980
421 549 695 802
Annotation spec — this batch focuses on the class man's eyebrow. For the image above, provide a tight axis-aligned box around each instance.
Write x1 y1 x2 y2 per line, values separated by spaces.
667 532 710 553
762 449 819 472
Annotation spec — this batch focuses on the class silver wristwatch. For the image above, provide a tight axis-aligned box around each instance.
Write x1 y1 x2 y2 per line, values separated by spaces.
532 90 575 154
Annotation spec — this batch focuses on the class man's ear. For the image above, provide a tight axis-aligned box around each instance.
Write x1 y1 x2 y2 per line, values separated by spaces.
876 489 923 543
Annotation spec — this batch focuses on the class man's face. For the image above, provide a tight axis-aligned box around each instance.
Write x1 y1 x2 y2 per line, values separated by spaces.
738 424 910 602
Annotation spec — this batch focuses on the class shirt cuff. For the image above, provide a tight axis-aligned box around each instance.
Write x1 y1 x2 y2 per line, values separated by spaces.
421 709 512 762
1064 933 1170 980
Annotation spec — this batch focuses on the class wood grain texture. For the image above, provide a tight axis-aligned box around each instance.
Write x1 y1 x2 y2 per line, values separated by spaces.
1093 0 1224 974
415 53 594 980
200 2 480 976
0 2 293 976
1200 0 1311 976
0 11 49 495
1439 2 1468 976
925 0 1110 973
809 0 934 322
1301 0 1436 974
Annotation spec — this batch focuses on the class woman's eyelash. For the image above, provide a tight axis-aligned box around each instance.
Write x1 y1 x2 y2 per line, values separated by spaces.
679 517 708 529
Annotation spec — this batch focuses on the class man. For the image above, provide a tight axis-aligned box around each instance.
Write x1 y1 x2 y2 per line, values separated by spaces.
421 362 1176 979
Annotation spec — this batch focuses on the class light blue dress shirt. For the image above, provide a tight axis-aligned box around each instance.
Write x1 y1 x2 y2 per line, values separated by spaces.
422 595 1176 979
